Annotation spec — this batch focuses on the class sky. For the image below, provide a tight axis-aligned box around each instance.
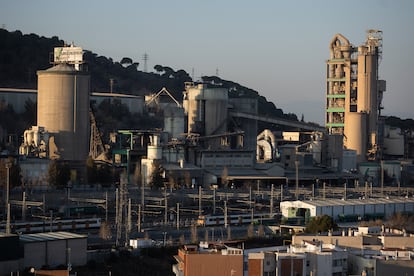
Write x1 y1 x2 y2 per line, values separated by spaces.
1 0 413 124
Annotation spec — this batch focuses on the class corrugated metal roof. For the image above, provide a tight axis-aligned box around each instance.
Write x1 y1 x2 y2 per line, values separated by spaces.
288 197 414 207
19 231 86 243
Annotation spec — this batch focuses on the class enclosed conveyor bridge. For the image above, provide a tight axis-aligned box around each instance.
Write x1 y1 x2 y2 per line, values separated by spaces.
229 111 326 132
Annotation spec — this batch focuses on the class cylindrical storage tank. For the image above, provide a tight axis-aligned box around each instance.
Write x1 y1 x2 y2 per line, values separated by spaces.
147 145 162 160
344 112 367 162
185 83 228 136
203 87 228 136
357 46 379 139
37 64 90 161
164 106 185 139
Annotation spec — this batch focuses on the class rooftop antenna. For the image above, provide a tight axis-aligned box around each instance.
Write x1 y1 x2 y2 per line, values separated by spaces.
143 53 148 72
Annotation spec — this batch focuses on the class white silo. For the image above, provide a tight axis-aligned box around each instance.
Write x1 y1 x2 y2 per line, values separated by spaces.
147 134 162 160
37 63 90 161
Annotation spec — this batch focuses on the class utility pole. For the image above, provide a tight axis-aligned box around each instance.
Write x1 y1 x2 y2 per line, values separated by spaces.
381 160 384 197
344 182 347 200
176 203 180 230
295 160 300 200
116 172 128 247
5 162 11 221
224 201 228 228
164 189 168 226
137 204 141 232
280 184 284 202
270 184 274 216
213 186 216 214
6 204 10 235
22 191 26 221
126 198 131 244
198 186 202 215
312 184 315 200
141 174 145 222
249 185 252 208
105 191 108 222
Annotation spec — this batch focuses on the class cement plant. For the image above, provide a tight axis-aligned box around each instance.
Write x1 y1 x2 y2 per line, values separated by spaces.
1 29 414 275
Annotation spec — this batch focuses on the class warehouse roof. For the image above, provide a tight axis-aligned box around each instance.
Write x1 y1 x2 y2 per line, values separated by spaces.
19 231 86 243
283 197 414 207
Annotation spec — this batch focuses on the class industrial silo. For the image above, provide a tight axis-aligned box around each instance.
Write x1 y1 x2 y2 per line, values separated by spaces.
184 83 228 136
344 112 367 162
164 106 185 140
37 64 90 161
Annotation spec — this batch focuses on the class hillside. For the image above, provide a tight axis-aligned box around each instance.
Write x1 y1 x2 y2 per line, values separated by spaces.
0 28 296 120
1 28 413 133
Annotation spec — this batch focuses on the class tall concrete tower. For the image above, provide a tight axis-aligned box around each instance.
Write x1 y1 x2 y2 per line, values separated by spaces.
37 63 90 161
326 30 386 162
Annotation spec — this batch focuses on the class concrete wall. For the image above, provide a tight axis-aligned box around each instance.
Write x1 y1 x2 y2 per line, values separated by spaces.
380 236 414 249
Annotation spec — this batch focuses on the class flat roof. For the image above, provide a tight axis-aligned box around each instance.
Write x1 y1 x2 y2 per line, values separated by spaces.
283 197 414 207
19 231 86 243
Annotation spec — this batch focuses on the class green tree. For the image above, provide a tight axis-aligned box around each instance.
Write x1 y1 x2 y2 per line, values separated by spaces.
22 98 37 126
99 221 112 240
86 156 97 184
47 160 70 189
247 224 254 238
305 215 338 234
0 158 21 190
120 57 133 67
191 224 198 243
221 166 229 188
149 162 164 189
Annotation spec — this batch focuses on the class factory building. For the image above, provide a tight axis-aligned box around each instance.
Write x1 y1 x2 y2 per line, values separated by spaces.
281 198 414 223
0 231 86 273
2 30 413 191
326 30 386 162
20 231 87 270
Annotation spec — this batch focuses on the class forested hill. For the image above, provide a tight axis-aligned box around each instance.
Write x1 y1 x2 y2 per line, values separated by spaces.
0 28 297 121
1 28 413 130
